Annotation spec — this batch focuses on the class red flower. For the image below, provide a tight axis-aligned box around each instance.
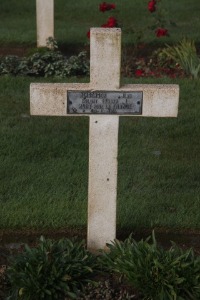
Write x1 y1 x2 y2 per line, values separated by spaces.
107 16 117 27
148 0 156 13
148 71 155 77
135 69 144 77
110 4 115 9
155 28 168 37
87 30 90 39
101 17 117 28
99 2 116 12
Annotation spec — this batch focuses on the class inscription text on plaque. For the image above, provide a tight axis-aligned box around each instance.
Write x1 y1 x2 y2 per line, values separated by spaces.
67 91 143 115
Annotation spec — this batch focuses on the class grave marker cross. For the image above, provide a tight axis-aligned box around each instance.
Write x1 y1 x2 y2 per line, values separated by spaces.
36 0 54 47
30 28 179 251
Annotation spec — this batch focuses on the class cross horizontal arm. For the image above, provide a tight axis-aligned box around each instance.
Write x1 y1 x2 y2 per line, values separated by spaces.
30 83 179 117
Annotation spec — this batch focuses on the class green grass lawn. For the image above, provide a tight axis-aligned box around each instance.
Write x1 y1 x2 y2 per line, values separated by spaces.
0 0 200 46
0 76 199 230
0 0 200 233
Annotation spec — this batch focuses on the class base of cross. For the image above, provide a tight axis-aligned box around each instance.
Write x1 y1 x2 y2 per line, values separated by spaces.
30 28 179 251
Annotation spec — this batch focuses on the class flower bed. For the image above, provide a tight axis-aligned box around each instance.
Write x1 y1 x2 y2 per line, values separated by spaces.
2 233 200 299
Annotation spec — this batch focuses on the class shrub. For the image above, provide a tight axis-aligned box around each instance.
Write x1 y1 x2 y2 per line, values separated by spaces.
0 50 89 78
99 232 200 299
162 38 200 79
0 55 20 75
7 236 98 300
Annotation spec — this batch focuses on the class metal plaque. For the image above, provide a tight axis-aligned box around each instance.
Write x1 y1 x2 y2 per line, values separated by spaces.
67 90 143 115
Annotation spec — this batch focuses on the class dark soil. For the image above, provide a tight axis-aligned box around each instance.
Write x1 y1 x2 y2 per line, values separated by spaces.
1 227 200 252
0 46 31 57
0 44 88 58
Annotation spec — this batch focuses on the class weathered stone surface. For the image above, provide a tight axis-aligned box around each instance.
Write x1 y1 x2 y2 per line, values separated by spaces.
30 84 179 117
90 28 121 90
36 0 54 47
30 28 179 251
88 115 119 250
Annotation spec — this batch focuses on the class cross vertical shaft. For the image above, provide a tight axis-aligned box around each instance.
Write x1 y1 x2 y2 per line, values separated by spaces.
90 28 121 90
87 29 121 250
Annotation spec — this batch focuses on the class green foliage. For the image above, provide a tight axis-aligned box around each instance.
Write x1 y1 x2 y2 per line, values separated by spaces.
162 39 200 78
46 37 59 51
4 233 200 299
0 50 89 78
149 48 179 69
99 232 200 300
7 236 98 299
0 55 20 75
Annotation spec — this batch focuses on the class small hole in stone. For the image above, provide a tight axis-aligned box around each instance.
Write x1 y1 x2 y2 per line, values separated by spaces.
95 121 98 123
107 178 109 181
137 101 140 105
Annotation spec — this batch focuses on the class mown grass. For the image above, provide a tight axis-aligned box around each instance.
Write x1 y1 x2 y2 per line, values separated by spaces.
118 78 200 230
0 0 199 238
0 76 199 230
0 0 200 46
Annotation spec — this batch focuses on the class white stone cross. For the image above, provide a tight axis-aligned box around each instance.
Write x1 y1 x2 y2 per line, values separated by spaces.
36 0 54 47
30 28 179 251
